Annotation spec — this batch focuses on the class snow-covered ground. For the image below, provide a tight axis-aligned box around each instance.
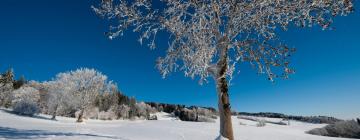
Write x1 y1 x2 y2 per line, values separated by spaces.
0 109 353 140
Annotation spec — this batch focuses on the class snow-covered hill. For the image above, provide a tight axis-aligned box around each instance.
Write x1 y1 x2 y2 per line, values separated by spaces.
0 109 353 140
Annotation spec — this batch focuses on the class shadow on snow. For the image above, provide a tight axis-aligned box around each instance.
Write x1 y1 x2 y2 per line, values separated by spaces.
0 109 55 121
0 126 123 139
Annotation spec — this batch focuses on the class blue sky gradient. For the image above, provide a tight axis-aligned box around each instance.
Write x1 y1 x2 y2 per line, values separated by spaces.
1 0 359 119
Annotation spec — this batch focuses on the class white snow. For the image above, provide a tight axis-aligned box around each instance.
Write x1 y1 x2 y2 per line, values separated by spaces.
0 109 353 140
152 112 179 121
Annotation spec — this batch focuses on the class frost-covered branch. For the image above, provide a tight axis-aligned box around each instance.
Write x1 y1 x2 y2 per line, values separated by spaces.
93 0 353 83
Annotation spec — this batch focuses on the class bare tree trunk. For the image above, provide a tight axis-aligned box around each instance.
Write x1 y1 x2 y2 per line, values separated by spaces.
51 104 58 120
215 40 234 140
216 68 234 139
77 109 84 122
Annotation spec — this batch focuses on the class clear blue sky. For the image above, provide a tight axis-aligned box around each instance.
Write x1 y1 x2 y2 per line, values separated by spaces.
1 0 359 119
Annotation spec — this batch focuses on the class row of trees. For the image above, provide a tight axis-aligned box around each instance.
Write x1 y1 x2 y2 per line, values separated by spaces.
0 69 26 108
146 102 218 122
235 112 342 124
0 68 153 121
0 68 216 122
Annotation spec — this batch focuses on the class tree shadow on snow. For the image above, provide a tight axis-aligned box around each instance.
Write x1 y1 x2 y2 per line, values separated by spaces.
0 109 55 121
0 126 123 139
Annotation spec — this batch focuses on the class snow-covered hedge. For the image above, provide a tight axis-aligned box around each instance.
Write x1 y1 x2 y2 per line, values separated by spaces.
307 120 360 138
13 99 40 116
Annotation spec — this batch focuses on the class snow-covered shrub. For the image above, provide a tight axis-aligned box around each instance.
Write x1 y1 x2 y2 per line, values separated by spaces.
135 103 147 119
307 120 360 138
197 115 216 123
84 107 99 119
11 86 40 104
116 104 130 119
197 107 216 118
98 110 117 120
135 102 153 119
75 110 83 120
98 111 108 120
256 119 266 127
179 108 198 121
196 107 217 122
13 98 39 116
307 127 330 136
239 121 246 126
270 121 288 126
148 114 157 120
11 86 40 116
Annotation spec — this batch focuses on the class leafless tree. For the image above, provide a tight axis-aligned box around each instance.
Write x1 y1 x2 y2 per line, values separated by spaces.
92 0 354 139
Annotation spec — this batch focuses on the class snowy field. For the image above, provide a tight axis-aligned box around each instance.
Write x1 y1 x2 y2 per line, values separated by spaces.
0 109 353 140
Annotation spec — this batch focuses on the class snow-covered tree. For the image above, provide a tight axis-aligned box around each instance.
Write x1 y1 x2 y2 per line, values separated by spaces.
13 75 26 89
43 80 75 120
0 69 14 107
117 104 130 119
92 0 354 139
95 81 118 112
55 68 112 122
135 102 155 119
11 86 40 105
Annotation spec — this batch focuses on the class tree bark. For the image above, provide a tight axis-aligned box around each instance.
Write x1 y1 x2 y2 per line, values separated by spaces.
77 109 84 122
216 68 234 140
215 39 234 140
51 104 58 120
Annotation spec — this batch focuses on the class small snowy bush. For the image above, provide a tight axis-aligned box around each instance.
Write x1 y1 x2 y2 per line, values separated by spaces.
11 86 40 116
98 110 117 120
13 99 39 116
84 107 100 119
256 119 266 127
239 121 246 126
135 102 150 117
148 114 157 120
